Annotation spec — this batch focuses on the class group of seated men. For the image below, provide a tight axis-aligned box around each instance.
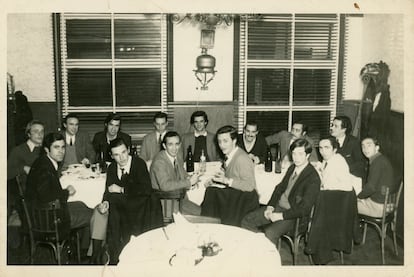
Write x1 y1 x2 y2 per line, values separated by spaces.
7 110 394 265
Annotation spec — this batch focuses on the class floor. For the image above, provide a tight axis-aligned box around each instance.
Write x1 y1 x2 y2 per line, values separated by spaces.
7 224 403 266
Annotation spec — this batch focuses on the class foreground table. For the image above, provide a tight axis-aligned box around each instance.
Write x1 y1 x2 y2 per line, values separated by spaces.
60 164 106 209
118 222 281 277
187 162 287 206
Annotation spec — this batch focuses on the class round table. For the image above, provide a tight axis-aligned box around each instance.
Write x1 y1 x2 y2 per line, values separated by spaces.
118 223 281 277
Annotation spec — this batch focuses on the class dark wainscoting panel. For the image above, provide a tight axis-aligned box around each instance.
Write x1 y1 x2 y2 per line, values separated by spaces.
29 102 59 134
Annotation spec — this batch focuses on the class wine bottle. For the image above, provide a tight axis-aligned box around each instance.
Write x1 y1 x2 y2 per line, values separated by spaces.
99 151 107 173
274 145 282 174
200 149 206 174
264 148 273 172
186 145 194 173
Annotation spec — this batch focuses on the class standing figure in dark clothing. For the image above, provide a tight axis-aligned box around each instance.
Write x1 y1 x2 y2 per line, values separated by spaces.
237 121 268 164
92 113 132 163
13 91 33 146
102 138 163 265
330 115 367 178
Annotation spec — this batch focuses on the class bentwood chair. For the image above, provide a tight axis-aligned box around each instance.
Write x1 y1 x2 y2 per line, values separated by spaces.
277 207 314 265
359 181 403 264
30 199 82 265
154 189 186 225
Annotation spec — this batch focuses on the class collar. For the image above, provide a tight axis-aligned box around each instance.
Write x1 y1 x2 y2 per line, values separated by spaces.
293 161 309 176
26 140 39 152
243 136 256 152
165 151 177 166
156 131 167 141
65 132 76 144
117 155 132 175
106 133 117 144
47 155 59 171
368 152 381 164
336 135 346 147
225 146 239 166
194 131 207 137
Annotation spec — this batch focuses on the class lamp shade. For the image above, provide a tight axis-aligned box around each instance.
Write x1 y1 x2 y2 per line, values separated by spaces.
196 53 216 73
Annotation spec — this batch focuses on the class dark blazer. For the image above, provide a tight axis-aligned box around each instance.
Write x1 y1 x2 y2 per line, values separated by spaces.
61 130 96 164
92 131 132 162
267 163 321 220
181 131 220 162
25 155 71 234
237 133 268 163
103 156 163 235
337 135 367 178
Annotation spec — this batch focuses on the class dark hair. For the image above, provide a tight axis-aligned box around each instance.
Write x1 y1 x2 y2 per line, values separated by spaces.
108 137 127 153
292 121 308 134
290 138 313 154
104 113 122 125
334 115 352 135
162 131 181 145
216 125 238 141
25 119 45 136
43 132 65 150
190 110 208 125
361 136 380 146
64 113 79 124
244 120 258 130
319 136 339 150
153 112 168 122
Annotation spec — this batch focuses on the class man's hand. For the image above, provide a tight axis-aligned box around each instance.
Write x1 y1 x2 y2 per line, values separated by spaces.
97 201 109 214
268 212 283 223
248 153 260 164
264 206 275 220
108 184 124 193
212 171 230 185
66 185 76 196
189 172 200 186
23 166 31 175
81 158 90 166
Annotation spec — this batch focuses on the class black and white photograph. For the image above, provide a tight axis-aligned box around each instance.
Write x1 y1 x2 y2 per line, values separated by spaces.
2 0 413 276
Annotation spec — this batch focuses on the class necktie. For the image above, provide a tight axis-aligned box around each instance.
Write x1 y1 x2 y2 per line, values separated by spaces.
120 168 127 180
159 134 163 150
69 137 73 146
291 171 298 183
221 156 228 171
173 159 179 178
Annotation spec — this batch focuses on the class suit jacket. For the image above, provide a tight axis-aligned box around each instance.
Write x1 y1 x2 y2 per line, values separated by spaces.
265 131 318 162
337 135 367 178
224 147 256 192
150 150 191 191
237 133 268 163
140 131 162 162
181 131 220 162
25 155 71 234
103 155 163 235
268 163 321 220
92 131 132 162
61 130 96 164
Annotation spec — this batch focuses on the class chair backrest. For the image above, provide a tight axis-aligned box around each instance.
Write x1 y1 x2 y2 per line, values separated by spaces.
15 175 33 235
31 200 63 241
182 214 221 224
382 180 403 222
154 189 186 224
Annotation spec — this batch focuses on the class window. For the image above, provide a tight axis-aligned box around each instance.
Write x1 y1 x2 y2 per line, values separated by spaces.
238 14 340 143
59 13 167 143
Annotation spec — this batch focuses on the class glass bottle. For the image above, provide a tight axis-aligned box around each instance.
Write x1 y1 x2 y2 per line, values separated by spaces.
274 145 282 174
200 149 207 174
99 151 107 173
186 145 194 173
264 148 273 172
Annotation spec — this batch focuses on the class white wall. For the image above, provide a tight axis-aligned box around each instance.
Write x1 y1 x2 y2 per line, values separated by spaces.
173 22 234 102
7 13 55 102
343 14 404 112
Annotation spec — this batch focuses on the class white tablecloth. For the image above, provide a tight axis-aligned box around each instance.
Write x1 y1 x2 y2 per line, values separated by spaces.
187 162 286 205
118 222 281 277
60 165 106 209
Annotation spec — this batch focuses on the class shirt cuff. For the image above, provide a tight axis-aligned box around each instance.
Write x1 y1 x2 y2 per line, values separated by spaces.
227 178 233 187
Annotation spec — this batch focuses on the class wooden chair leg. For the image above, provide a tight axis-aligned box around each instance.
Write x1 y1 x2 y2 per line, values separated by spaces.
391 222 398 256
381 228 386 265
361 222 367 244
339 251 344 264
76 232 81 264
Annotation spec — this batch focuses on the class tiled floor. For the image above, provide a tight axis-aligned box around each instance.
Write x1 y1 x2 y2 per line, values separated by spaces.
7 224 403 266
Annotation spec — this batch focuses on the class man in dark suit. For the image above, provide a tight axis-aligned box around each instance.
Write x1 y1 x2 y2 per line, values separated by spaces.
102 137 163 265
92 113 132 163
241 138 320 245
25 132 92 249
61 113 95 168
330 115 367 178
237 120 268 164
